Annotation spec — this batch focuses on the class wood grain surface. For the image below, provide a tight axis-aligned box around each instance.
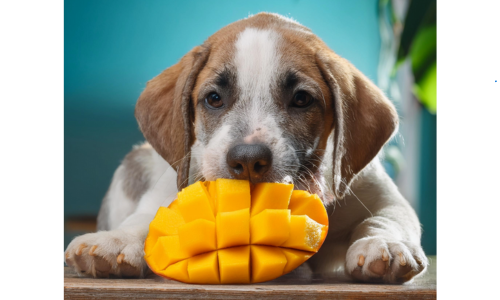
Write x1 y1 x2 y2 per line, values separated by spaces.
64 256 436 299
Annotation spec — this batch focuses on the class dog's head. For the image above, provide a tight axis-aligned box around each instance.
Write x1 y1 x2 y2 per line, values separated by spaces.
135 13 398 202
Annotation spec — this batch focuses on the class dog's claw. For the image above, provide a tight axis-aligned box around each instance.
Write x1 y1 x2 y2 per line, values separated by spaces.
398 252 407 266
75 244 86 256
382 249 389 262
357 255 365 267
89 245 98 256
117 253 125 264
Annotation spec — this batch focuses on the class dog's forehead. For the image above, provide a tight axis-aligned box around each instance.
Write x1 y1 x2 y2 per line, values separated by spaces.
195 13 325 100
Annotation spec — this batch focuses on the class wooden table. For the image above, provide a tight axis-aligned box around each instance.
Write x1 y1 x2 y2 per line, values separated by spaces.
64 256 436 299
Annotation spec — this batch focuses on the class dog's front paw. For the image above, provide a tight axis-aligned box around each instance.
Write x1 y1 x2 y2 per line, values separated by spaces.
64 230 148 278
345 237 428 283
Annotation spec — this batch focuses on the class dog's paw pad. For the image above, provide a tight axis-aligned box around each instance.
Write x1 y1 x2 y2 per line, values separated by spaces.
368 258 388 276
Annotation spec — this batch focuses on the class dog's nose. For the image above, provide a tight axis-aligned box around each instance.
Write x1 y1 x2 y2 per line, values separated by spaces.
226 144 273 181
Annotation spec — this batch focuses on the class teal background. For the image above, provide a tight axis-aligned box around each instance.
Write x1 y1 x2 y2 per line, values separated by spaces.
65 0 435 254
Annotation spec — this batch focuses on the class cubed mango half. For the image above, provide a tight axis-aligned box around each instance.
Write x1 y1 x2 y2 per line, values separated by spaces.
144 179 328 284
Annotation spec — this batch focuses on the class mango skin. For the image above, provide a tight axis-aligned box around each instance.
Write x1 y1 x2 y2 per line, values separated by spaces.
144 180 328 284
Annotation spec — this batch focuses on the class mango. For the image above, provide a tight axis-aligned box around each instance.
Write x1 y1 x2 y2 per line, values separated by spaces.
218 246 251 284
177 181 215 222
250 182 293 217
250 209 291 246
144 179 329 284
250 245 287 283
168 199 182 215
216 208 250 249
160 259 189 283
148 207 185 239
147 236 189 273
215 178 251 213
281 248 313 275
188 251 220 284
281 215 327 252
288 190 329 226
178 219 217 257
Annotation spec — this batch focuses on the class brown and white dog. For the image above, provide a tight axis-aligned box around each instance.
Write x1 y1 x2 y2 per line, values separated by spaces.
65 13 427 283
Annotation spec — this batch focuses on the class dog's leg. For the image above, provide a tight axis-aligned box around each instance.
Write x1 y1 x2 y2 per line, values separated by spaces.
343 162 428 283
65 143 178 278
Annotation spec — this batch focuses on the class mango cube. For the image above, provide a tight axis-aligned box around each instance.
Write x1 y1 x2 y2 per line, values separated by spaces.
250 209 291 246
251 245 287 283
281 248 313 275
250 182 293 217
216 208 250 249
188 251 220 284
148 207 185 239
168 199 182 215
281 215 327 252
160 259 190 283
144 235 157 255
147 236 189 272
178 219 217 256
215 178 251 213
217 246 251 284
177 181 215 222
288 190 329 226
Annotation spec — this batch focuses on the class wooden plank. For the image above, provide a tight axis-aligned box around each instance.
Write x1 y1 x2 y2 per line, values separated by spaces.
64 256 436 300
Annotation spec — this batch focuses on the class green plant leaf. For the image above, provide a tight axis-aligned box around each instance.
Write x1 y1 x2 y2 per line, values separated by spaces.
410 25 436 83
413 61 436 114
397 0 436 65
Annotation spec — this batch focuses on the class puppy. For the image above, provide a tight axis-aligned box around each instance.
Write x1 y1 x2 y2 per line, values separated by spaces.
65 13 427 283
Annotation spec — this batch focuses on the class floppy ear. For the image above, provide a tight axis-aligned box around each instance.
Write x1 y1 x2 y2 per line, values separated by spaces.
316 51 399 199
135 45 210 190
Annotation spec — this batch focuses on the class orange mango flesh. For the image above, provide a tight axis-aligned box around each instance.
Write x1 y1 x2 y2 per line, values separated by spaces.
250 209 291 246
178 219 217 257
216 208 250 249
144 180 328 284
177 181 215 223
215 178 251 213
218 246 251 284
250 182 294 217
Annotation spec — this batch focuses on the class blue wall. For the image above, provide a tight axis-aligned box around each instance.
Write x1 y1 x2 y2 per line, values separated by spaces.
65 0 382 216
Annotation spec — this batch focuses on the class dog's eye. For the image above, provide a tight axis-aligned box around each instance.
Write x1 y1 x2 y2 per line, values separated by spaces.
291 91 314 108
205 92 224 109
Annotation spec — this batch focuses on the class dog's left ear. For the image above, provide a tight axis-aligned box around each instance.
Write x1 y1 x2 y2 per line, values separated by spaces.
135 44 210 190
316 50 399 199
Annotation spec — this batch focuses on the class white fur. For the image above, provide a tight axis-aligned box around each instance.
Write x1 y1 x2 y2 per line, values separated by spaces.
106 168 138 230
234 27 281 100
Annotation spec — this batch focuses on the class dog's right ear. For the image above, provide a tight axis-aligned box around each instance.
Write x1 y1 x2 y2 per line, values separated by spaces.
135 45 210 190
